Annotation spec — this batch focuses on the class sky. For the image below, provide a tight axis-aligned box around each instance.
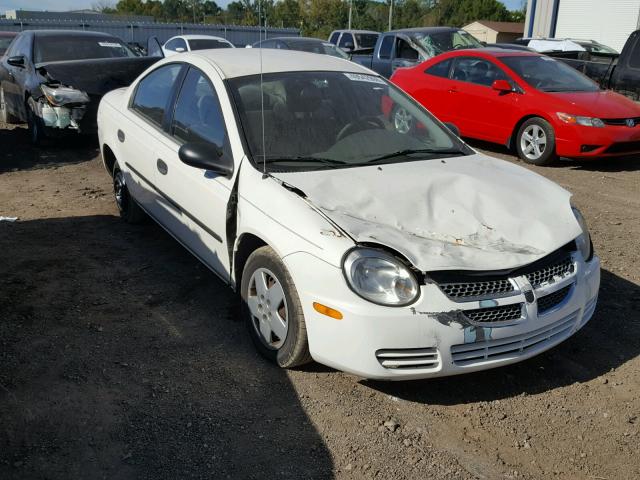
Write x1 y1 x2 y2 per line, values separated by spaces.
0 0 525 15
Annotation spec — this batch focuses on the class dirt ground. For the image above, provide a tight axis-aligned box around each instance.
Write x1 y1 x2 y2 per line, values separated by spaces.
0 121 638 480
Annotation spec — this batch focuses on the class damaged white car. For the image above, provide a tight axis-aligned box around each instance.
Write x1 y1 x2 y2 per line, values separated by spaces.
97 49 600 380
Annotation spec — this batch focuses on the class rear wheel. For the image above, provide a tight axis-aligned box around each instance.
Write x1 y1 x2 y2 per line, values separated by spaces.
113 164 146 224
516 117 557 166
241 246 312 368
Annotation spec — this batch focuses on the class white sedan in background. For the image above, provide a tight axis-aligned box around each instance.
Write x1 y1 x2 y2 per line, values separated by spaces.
162 34 234 56
97 49 600 380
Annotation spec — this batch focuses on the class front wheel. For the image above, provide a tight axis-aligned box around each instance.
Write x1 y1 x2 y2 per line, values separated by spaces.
26 101 46 146
241 246 312 368
391 105 414 134
516 118 557 166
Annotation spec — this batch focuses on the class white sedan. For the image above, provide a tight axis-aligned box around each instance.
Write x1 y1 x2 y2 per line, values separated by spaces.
162 34 234 56
97 49 600 380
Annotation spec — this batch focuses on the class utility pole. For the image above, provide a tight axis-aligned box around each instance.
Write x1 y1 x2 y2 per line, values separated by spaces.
388 0 393 31
348 0 352 29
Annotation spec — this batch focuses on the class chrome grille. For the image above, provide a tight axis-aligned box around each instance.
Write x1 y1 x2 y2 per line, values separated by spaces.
525 256 573 287
537 285 573 314
464 303 523 324
438 279 514 300
601 116 640 126
451 311 579 366
376 348 439 370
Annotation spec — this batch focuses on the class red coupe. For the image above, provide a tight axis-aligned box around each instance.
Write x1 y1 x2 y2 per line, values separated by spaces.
390 48 640 165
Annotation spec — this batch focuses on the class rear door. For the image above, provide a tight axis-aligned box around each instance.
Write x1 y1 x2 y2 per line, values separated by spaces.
123 62 185 212
153 63 240 279
448 56 520 143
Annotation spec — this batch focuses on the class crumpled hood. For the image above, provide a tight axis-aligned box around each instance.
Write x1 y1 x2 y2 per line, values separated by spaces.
273 153 582 272
36 57 158 95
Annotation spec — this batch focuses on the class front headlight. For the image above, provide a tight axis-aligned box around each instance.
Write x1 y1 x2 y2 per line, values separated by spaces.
40 84 90 106
572 206 593 261
343 248 420 306
557 112 604 128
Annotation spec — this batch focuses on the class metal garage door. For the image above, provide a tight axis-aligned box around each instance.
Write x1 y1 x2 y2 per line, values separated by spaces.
555 0 640 52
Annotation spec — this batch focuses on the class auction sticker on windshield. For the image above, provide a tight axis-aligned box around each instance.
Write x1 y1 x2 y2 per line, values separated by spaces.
343 73 386 84
98 42 122 48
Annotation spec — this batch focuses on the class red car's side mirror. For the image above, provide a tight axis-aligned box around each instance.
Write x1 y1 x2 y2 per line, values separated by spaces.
492 79 513 92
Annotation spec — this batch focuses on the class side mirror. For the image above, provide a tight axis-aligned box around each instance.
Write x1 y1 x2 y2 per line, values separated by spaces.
178 142 233 177
7 55 25 67
492 79 513 92
343 41 354 52
444 122 460 137
175 47 186 53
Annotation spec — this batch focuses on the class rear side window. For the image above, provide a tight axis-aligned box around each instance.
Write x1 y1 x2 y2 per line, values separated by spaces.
426 59 452 78
188 39 231 50
329 32 340 45
171 67 227 148
379 36 393 59
131 63 183 127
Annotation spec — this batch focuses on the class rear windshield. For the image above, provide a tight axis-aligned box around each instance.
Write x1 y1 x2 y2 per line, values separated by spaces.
355 34 379 49
0 37 14 56
34 35 136 63
188 39 232 50
500 55 599 92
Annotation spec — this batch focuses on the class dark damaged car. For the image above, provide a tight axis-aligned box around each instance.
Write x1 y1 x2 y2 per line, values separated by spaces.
0 30 158 145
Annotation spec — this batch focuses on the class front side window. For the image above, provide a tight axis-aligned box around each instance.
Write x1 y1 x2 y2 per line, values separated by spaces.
500 55 599 92
425 59 452 78
34 35 135 63
171 67 227 147
0 36 16 56
396 38 419 61
379 36 394 59
8 34 29 58
451 57 507 86
355 33 379 49
229 71 471 172
339 33 354 48
131 63 183 126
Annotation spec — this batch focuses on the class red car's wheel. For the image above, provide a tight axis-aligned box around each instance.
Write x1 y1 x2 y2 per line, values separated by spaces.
516 118 557 166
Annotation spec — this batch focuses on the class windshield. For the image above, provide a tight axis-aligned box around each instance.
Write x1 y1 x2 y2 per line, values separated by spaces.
500 55 599 92
188 39 232 50
355 33 379 49
288 40 349 59
0 37 14 56
412 30 483 57
229 71 471 172
34 35 136 63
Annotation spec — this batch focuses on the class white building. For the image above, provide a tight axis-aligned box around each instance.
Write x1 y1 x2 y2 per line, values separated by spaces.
524 0 640 52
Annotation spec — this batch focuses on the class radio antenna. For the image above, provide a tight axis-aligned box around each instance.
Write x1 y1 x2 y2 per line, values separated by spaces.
258 0 267 178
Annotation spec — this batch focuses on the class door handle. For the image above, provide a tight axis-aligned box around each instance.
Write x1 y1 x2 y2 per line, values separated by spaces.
448 87 458 93
117 129 125 142
157 158 168 175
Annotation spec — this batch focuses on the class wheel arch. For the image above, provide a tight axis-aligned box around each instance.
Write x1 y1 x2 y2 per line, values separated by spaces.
233 232 268 291
507 113 554 150
102 143 117 177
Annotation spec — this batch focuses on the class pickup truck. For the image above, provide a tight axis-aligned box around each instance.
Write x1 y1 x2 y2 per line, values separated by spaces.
351 27 484 78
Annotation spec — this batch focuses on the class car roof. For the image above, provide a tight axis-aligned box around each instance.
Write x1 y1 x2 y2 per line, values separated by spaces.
332 29 379 34
172 34 230 41
181 48 371 78
389 26 461 34
30 29 116 38
440 47 540 58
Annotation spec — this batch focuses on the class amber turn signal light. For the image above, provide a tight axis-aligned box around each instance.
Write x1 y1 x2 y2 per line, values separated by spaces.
313 302 343 320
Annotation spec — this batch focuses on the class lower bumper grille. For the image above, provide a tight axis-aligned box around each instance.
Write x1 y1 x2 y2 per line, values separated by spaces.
451 311 578 366
604 141 640 154
538 284 573 314
376 348 439 370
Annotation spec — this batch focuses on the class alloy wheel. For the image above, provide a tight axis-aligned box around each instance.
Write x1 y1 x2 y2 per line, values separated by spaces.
247 267 288 349
520 124 547 161
393 107 413 134
113 170 127 212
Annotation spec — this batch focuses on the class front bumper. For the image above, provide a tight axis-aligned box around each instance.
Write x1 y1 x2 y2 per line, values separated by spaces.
555 123 640 158
284 251 600 380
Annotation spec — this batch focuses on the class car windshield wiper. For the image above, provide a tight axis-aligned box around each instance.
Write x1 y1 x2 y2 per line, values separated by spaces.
364 148 465 164
257 156 349 167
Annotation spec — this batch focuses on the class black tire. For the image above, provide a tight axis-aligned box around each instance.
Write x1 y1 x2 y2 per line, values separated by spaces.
241 246 312 368
515 117 557 166
113 164 146 224
0 87 18 124
26 101 47 147
391 105 415 135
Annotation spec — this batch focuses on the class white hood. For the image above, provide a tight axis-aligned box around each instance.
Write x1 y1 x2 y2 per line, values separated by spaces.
273 154 582 272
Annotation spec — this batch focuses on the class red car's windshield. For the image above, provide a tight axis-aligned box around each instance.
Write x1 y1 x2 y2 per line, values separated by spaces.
501 55 600 93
